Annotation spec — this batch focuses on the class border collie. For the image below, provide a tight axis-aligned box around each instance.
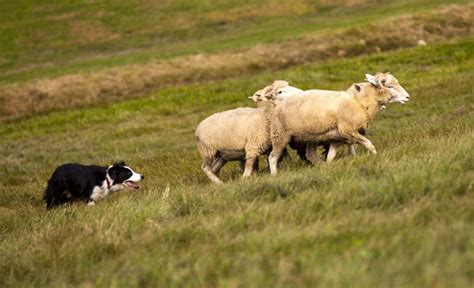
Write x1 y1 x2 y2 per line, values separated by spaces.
44 161 144 208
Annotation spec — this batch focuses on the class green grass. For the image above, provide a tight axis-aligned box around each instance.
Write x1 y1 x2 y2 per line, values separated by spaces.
0 0 470 84
1 37 473 286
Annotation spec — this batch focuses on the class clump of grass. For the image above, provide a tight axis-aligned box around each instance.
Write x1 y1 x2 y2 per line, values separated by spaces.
1 4 472 121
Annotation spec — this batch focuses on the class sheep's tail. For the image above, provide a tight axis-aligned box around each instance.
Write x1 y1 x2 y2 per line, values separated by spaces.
196 137 217 163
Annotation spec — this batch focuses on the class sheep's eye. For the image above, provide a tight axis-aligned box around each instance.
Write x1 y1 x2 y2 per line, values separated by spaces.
389 85 394 89
277 91 283 94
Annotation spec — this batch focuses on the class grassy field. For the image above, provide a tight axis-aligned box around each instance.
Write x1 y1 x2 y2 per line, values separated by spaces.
1 0 470 84
0 1 473 287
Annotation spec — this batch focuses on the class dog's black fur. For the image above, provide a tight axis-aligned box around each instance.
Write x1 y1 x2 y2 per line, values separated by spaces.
43 161 143 208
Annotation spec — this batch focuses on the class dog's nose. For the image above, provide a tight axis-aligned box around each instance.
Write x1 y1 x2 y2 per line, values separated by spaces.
140 174 144 180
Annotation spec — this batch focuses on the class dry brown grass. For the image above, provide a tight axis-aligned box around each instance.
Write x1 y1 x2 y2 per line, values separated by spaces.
0 4 472 121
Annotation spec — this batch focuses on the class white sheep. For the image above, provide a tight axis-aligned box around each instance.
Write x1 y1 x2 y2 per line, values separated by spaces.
195 80 289 184
251 83 358 164
268 72 410 174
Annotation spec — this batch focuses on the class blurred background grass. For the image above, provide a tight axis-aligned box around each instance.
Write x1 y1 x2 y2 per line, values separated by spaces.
0 0 470 83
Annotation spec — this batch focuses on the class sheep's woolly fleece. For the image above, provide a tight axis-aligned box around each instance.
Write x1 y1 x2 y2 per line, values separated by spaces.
195 80 289 183
268 73 410 173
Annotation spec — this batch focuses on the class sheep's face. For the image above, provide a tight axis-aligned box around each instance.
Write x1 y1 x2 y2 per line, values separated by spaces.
249 87 274 102
274 86 303 100
366 73 410 104
249 88 265 102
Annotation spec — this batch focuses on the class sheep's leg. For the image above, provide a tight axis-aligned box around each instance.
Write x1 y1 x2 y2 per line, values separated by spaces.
349 144 357 156
298 149 307 161
212 158 227 175
296 147 310 163
320 143 329 161
305 143 321 164
269 140 291 174
242 157 257 178
289 141 308 163
269 145 287 175
280 148 291 163
343 133 376 155
240 158 259 174
202 159 223 184
270 118 290 174
326 143 339 163
239 160 245 173
253 157 259 173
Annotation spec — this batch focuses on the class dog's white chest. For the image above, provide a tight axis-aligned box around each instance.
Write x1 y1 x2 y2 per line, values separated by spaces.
90 183 109 202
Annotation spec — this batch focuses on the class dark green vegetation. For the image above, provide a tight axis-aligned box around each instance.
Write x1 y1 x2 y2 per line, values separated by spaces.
0 1 473 287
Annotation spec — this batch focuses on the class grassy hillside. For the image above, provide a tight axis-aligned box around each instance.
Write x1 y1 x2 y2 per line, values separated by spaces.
1 4 472 120
0 1 473 287
0 0 470 84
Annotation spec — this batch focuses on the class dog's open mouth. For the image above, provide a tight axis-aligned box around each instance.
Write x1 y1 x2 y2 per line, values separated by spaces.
124 181 140 190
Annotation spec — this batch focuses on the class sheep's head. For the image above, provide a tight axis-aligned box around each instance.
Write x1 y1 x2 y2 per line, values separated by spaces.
350 82 387 111
273 82 303 100
249 80 302 102
249 88 266 102
365 72 410 104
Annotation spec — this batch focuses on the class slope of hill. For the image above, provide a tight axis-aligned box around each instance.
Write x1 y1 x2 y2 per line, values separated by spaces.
0 1 473 287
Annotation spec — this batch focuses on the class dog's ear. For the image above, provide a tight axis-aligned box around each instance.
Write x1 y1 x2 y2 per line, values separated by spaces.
107 166 119 179
108 161 126 180
113 161 126 167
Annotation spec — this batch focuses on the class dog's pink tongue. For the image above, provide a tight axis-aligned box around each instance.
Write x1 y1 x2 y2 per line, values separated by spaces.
126 182 140 189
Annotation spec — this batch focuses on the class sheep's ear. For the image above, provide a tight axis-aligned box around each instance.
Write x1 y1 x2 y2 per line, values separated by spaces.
365 74 378 86
272 80 288 87
248 96 258 102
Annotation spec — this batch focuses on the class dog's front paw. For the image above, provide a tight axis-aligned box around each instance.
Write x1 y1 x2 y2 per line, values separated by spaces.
87 201 96 206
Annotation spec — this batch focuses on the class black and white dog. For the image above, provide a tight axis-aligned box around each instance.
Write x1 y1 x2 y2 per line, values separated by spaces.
44 162 144 208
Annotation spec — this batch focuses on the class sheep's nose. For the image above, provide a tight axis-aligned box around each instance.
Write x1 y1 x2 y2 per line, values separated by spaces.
140 174 145 180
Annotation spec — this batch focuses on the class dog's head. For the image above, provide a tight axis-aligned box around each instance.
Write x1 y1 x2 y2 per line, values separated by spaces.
107 161 144 191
